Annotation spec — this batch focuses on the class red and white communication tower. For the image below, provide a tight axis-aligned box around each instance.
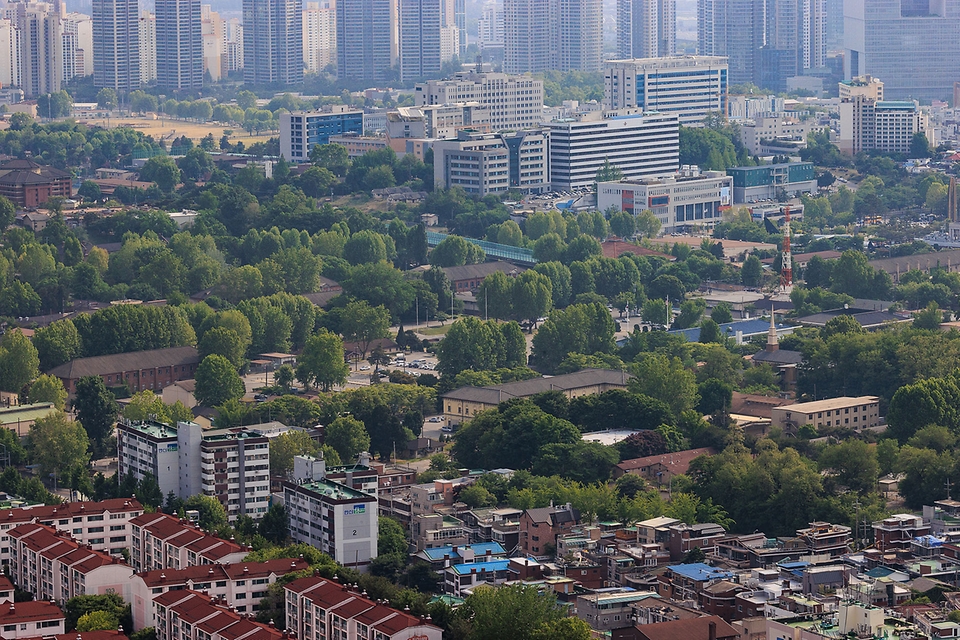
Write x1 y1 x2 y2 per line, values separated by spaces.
780 206 793 288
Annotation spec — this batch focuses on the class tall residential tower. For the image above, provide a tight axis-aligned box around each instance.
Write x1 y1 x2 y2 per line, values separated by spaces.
93 0 138 93
155 0 202 89
243 0 303 85
617 0 675 59
336 0 397 83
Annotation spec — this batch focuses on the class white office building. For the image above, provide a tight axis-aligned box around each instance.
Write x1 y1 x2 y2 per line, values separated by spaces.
283 455 378 571
0 19 22 88
61 12 92 81
597 167 732 233
604 56 728 125
547 109 679 191
434 128 550 196
415 70 543 132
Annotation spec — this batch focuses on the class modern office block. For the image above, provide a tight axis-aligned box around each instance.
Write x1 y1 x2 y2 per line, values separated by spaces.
280 108 365 162
617 0 675 59
156 0 203 89
414 71 544 132
604 56 728 124
243 0 303 85
433 128 549 196
478 1 504 51
727 162 817 202
844 0 960 100
546 110 679 191
336 0 397 84
839 96 930 155
597 168 733 233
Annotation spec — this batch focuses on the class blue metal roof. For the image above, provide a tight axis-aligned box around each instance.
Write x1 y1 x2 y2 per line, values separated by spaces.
451 559 511 575
668 319 791 342
422 542 506 561
426 231 535 265
667 563 733 582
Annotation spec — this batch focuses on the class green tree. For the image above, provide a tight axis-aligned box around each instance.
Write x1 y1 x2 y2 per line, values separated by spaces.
95 87 118 110
741 255 763 287
77 180 102 202
379 516 408 556
910 132 931 158
258 503 289 544
0 329 39 392
28 411 90 478
296 330 349 391
914 303 943 330
476 271 514 319
184 494 229 529
27 374 66 410
269 430 323 477
123 390 169 423
64 595 130 633
139 156 182 192
595 158 624 183
459 484 497 508
711 303 733 324
608 209 636 239
511 270 553 325
455 584 569 640
73 376 118 453
340 301 391 359
635 209 662 238
194 354 245 407
429 235 485 267
0 195 14 229
199 327 247 368
76 610 119 632
325 416 371 463
630 354 698 416
531 303 616 373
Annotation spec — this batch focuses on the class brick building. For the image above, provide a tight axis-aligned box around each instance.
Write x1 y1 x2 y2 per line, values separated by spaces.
0 158 72 207
47 347 200 395
520 503 581 556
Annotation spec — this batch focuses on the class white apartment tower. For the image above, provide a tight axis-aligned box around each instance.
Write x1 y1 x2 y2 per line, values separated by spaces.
92 0 139 92
0 19 23 88
399 0 459 82
617 0 675 58
504 0 602 73
61 12 92 81
201 4 223 81
138 10 156 84
477 1 503 51
303 1 335 73
4 1 63 97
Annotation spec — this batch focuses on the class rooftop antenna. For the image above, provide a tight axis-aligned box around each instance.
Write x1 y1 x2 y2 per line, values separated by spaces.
948 477 953 501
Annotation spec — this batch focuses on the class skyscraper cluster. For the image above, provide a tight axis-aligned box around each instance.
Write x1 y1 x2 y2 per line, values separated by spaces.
696 0 825 90
502 0 603 73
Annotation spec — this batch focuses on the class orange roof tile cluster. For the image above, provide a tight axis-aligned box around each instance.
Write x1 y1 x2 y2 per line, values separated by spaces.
153 591 282 640
616 447 716 475
137 559 309 588
0 601 64 625
9 523 126 573
0 498 142 528
131 513 244 561
286 575 440 638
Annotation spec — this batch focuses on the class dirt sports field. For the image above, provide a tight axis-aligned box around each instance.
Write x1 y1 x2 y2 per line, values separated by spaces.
78 115 276 146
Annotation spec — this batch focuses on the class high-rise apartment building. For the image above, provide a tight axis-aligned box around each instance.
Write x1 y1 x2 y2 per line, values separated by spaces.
61 12 92 81
93 0 138 91
223 17 242 73
336 0 397 83
156 0 202 89
617 0 675 59
478 1 504 51
303 1 335 73
546 109 680 190
414 71 544 131
4 1 63 97
604 56 728 124
839 97 929 155
844 0 960 100
504 0 602 73
0 19 22 88
243 0 303 85
697 0 765 86
200 4 223 81
138 10 156 84
454 0 466 53
399 0 459 82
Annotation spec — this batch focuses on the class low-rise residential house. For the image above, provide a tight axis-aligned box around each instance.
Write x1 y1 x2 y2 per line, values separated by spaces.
0 601 65 639
129 558 310 630
874 514 931 553
613 448 715 482
577 590 661 632
667 522 726 561
656 563 735 603
520 503 581 556
444 559 512 596
284 575 443 640
129 513 247 572
153 590 282 640
796 522 852 557
8 524 131 604
411 513 470 551
415 542 506 571
612 615 740 640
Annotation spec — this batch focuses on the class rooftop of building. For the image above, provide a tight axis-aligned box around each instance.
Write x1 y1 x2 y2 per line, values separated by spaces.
137 558 310 587
0 601 64 624
617 448 716 473
291 478 372 501
119 418 179 439
666 562 734 582
578 590 659 605
450 559 512 575
420 542 506 562
46 346 200 379
775 395 880 413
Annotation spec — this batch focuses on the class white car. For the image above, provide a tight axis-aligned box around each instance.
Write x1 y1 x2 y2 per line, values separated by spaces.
359 365 371 371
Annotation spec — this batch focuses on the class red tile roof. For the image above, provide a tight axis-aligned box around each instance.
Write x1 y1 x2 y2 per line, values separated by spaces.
601 240 674 261
0 601 64 625
153 591 282 640
616 447 716 474
131 513 243 558
9 523 126 572
138 559 308 587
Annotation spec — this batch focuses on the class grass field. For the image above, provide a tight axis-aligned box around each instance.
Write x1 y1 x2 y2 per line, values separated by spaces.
78 115 276 146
